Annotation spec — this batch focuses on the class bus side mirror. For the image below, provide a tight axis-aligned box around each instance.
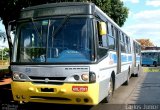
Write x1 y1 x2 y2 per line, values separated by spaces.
99 22 107 36
7 20 16 36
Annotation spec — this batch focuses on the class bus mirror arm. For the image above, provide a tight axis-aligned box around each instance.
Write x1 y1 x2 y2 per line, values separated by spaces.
7 20 16 45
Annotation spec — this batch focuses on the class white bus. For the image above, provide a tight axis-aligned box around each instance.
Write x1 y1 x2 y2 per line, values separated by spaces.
10 2 141 105
141 50 160 67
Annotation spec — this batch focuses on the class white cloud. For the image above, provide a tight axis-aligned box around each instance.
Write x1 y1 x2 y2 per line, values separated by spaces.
146 0 160 7
123 9 160 46
0 21 5 32
133 9 160 23
123 23 160 37
123 24 160 46
121 0 139 4
128 10 134 17
122 1 160 46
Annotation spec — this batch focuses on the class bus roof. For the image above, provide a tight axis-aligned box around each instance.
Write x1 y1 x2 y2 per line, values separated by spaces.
21 2 93 11
20 2 95 19
141 50 160 53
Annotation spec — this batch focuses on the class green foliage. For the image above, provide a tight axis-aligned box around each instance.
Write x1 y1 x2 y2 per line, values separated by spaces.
143 67 160 72
110 0 128 27
0 48 9 60
0 30 6 42
0 0 128 27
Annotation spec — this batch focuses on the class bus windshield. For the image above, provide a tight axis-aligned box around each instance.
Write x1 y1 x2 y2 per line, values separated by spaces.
16 17 94 63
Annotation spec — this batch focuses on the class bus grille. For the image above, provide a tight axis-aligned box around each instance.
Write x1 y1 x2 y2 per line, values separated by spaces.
29 76 66 80
32 82 64 85
29 76 66 84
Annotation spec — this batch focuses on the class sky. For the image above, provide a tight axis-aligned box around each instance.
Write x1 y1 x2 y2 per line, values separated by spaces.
0 0 160 47
0 20 7 48
121 0 160 46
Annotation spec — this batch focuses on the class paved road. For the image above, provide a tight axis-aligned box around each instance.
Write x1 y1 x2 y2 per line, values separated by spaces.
1 67 160 110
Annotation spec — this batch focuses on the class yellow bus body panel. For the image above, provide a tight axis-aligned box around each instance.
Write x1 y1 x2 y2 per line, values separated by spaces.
11 82 99 105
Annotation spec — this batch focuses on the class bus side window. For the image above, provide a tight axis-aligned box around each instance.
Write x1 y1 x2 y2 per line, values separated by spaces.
127 37 131 53
111 25 114 37
107 22 112 36
108 36 115 50
106 21 109 35
126 36 128 53
97 21 103 46
97 21 108 59
124 35 128 53
97 21 108 47
120 32 126 53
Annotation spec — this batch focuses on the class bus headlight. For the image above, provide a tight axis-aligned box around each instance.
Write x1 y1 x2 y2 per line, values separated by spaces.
13 72 28 80
81 74 89 81
13 73 20 80
89 72 96 83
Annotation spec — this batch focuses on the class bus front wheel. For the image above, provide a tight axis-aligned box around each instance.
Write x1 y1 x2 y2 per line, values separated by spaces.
102 77 114 103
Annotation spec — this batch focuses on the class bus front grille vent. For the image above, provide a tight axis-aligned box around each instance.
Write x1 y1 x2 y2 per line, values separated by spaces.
30 96 71 101
32 81 64 85
29 76 66 80
29 76 66 84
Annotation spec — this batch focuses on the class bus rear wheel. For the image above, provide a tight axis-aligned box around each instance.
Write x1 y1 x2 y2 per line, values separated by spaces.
134 65 140 77
153 62 157 67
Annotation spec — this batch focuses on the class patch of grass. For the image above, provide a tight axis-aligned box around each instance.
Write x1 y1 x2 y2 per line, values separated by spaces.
143 67 160 72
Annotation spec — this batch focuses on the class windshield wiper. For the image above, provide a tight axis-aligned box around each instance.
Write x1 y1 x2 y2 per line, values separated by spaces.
51 15 70 38
30 18 42 39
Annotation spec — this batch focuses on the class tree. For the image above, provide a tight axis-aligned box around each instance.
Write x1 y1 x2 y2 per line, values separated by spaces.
0 48 9 60
109 0 128 27
93 0 128 27
0 30 6 42
0 0 129 60
136 39 155 50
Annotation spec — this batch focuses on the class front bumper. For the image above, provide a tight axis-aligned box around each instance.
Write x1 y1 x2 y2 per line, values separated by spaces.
11 82 99 105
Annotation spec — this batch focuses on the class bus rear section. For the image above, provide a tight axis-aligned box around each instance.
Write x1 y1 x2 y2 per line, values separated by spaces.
131 40 141 77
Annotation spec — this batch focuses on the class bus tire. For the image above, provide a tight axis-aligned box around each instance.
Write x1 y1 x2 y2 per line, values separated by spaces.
153 62 157 67
134 65 140 77
134 73 139 77
102 77 114 103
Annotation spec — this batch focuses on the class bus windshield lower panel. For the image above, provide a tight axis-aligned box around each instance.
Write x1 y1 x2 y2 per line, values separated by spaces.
16 18 94 63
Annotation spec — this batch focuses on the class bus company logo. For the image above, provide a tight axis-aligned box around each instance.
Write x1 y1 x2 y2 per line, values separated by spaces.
45 78 49 83
25 68 31 73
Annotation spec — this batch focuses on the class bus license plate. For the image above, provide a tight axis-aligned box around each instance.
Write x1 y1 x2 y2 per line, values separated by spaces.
72 86 88 92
